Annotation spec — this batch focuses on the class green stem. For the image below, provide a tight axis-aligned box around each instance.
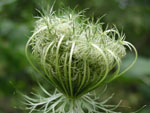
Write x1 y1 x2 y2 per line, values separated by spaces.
69 42 75 96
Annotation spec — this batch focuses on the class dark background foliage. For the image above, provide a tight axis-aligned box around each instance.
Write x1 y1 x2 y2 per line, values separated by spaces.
0 0 150 112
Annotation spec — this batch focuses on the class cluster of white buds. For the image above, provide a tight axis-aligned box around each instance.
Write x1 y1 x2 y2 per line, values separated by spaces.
25 8 137 113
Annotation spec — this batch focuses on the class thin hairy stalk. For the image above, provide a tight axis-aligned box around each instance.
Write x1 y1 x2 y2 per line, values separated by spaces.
42 42 54 79
118 41 138 76
84 63 91 88
77 71 82 88
68 42 75 97
55 35 68 95
25 26 48 80
76 60 87 94
106 49 121 83
64 53 69 93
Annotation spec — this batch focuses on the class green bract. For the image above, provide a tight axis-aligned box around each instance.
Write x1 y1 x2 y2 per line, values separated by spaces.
25 9 137 98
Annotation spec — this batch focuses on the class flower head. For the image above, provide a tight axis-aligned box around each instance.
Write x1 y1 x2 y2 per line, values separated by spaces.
25 9 137 98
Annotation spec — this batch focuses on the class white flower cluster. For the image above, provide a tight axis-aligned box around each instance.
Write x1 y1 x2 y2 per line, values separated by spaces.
26 9 137 98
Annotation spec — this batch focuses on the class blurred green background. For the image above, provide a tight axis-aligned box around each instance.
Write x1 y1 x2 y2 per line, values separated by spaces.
0 0 150 112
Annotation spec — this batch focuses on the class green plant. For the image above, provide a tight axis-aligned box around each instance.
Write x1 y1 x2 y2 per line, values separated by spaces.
24 7 137 113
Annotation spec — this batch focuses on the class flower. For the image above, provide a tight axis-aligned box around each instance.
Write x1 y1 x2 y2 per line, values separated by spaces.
25 9 137 98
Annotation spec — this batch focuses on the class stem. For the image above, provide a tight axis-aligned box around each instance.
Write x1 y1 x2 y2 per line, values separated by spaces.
69 42 75 96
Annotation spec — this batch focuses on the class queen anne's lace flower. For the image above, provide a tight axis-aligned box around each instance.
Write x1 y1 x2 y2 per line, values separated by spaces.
25 8 137 113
